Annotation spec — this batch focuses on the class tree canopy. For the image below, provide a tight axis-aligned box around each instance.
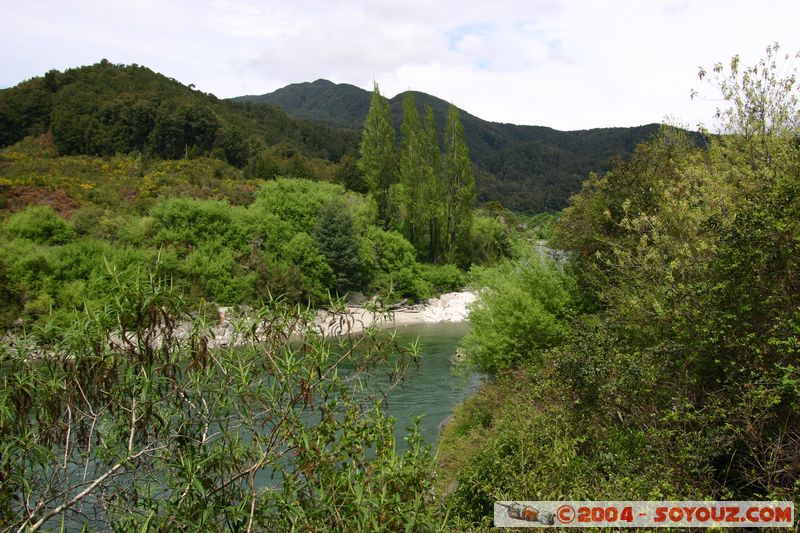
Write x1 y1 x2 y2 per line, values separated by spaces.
361 90 478 264
0 61 359 170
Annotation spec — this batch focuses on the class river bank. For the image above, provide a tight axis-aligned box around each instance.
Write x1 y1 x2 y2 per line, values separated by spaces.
313 291 477 337
206 290 478 347
1 291 478 360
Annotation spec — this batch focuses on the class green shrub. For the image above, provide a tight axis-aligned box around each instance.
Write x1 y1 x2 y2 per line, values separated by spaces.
241 211 296 255
455 214 510 267
48 238 116 283
419 263 465 294
150 197 248 250
463 248 576 374
251 178 347 233
181 242 255 304
526 211 559 240
0 236 155 327
0 238 52 297
22 292 54 321
0 257 21 329
363 227 429 301
71 205 105 237
116 215 153 246
364 227 417 274
438 366 697 530
70 205 133 241
5 205 74 245
57 279 88 311
252 258 307 304
370 270 431 303
280 232 334 303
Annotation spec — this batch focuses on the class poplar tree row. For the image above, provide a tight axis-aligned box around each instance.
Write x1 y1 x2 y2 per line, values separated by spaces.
358 83 476 263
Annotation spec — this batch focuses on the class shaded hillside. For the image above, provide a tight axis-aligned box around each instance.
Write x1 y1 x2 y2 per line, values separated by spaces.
0 61 359 170
234 79 370 130
236 81 663 211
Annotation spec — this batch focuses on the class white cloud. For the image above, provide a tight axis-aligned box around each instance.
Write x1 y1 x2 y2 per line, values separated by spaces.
1 0 799 130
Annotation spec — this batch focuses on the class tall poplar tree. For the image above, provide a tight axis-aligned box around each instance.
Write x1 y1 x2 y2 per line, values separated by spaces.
443 104 476 257
421 106 444 261
399 93 425 249
358 83 396 228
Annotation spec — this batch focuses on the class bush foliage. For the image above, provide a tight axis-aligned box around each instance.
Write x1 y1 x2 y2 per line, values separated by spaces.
440 45 800 528
0 170 515 328
0 267 441 531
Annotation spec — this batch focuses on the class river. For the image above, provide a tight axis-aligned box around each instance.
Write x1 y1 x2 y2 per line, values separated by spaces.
377 321 481 448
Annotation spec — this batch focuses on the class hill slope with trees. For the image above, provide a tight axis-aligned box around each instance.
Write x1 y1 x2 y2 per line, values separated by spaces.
236 79 372 131
234 80 665 211
0 61 360 177
1 62 672 213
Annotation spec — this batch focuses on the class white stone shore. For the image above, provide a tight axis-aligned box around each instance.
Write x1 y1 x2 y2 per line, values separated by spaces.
204 291 477 346
3 291 478 358
313 291 477 337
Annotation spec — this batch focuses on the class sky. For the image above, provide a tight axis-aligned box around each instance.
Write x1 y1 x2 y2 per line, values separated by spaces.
2 0 799 131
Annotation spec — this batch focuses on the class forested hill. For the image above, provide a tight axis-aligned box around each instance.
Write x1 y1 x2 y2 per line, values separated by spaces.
234 80 663 211
0 61 667 212
235 79 372 131
0 61 359 170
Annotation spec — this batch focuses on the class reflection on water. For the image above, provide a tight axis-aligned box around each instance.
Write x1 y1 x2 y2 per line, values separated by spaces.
378 322 481 448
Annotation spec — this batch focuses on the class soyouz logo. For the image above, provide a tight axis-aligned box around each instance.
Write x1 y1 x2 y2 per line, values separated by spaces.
494 501 795 528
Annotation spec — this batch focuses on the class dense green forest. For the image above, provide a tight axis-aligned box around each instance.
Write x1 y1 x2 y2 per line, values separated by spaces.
235 79 671 212
438 45 800 529
0 61 360 177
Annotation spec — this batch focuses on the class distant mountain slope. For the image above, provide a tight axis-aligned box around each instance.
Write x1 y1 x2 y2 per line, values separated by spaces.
0 62 359 167
234 79 370 130
235 81 663 211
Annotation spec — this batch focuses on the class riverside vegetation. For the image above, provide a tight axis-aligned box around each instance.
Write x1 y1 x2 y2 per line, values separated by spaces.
2 45 799 530
438 44 800 530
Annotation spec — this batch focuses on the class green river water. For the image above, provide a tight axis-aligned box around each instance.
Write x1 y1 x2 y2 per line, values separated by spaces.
376 321 481 448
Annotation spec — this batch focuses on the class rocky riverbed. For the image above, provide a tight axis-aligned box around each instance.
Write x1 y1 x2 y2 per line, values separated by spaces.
313 291 477 337
205 291 478 347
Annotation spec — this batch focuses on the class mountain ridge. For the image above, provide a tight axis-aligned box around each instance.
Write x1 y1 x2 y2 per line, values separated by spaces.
0 62 666 213
232 80 663 211
231 79 658 132
234 79 373 131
